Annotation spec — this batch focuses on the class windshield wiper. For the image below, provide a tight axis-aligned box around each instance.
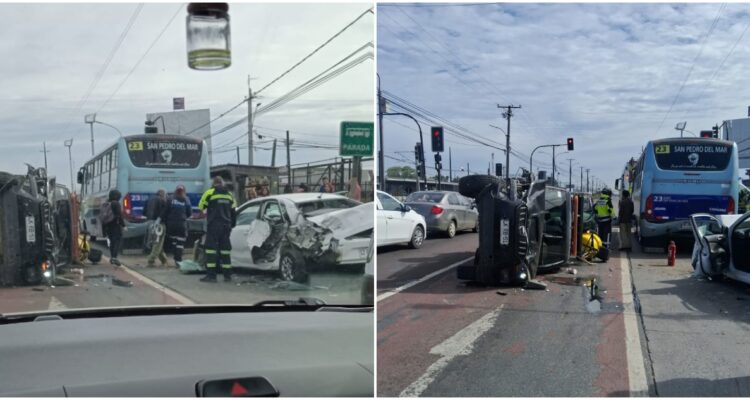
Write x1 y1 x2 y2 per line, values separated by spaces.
0 298 373 324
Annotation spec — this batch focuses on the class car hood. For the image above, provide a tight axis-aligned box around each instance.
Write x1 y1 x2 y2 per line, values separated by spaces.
307 203 374 240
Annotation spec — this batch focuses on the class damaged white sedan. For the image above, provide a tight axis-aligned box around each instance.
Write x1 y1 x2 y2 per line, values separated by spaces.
230 193 374 283
689 212 750 282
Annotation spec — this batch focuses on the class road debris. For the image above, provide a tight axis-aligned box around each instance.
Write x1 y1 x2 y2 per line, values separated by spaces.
565 267 577 275
496 290 507 296
112 278 133 288
525 280 547 290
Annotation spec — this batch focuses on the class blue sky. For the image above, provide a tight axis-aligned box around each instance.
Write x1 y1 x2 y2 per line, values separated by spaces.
0 3 373 187
377 2 750 188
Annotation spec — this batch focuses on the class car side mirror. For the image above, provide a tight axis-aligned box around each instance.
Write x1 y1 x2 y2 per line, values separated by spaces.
401 204 411 212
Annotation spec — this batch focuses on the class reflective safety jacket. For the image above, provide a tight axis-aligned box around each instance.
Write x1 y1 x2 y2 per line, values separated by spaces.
594 194 614 221
199 186 237 227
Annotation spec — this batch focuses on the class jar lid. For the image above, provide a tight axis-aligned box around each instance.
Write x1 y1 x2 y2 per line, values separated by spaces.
188 3 229 16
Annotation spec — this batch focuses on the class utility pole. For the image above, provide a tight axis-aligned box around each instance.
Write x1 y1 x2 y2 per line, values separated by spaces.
467 163 470 175
491 152 495 176
498 104 521 182
247 79 255 166
286 131 291 186
40 142 49 172
449 147 453 181
236 146 240 164
580 166 584 192
567 159 573 191
271 139 277 167
586 168 590 193
414 143 421 193
377 74 385 191
64 138 74 190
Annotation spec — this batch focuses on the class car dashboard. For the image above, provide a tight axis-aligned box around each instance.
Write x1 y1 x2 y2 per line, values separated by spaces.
0 308 374 397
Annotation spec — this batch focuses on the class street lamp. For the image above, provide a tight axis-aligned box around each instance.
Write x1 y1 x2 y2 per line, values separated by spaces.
64 138 74 190
85 113 122 155
675 121 687 138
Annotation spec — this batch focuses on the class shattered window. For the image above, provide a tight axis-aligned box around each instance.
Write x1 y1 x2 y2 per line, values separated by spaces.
237 204 260 226
262 201 283 222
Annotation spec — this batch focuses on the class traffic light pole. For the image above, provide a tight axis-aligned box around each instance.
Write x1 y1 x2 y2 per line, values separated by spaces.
529 143 564 177
382 111 426 190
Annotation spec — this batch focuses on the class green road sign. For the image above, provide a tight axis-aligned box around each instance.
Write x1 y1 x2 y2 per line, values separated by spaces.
340 121 374 157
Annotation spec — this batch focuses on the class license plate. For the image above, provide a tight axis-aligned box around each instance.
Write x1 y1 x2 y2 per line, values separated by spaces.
500 219 510 245
25 216 35 243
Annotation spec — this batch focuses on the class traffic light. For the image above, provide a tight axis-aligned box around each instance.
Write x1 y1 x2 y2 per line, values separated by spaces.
431 126 444 153
434 153 442 163
567 137 574 151
700 130 713 138
712 125 719 138
495 163 503 177
414 143 421 162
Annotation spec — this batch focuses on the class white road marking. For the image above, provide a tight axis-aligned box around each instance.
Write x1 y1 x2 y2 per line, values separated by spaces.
399 306 502 397
377 256 474 302
103 255 195 305
621 254 649 396
47 296 67 311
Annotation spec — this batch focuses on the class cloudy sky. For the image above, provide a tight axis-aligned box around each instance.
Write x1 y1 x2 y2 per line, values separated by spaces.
0 2 374 187
377 2 750 189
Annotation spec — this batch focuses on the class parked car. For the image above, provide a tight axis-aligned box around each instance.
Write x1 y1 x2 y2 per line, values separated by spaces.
689 212 750 283
376 190 426 249
404 191 478 238
229 193 373 283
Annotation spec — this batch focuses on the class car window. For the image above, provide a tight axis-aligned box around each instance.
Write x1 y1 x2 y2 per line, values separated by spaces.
236 204 260 226
323 198 358 209
378 192 403 211
262 201 283 221
406 192 444 203
447 193 461 205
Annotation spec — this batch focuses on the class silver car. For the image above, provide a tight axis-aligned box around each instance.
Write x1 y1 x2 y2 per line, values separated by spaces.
404 191 478 238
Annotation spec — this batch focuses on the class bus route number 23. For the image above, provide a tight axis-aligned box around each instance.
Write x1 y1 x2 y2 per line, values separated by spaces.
128 141 144 151
655 144 670 154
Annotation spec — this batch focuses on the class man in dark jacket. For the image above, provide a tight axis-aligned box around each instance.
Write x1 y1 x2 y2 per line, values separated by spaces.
618 190 635 251
161 185 192 265
198 176 237 282
103 189 125 266
146 189 168 267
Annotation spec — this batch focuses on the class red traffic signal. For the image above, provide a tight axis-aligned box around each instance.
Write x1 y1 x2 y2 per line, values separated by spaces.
431 126 444 153
567 137 574 151
700 130 713 138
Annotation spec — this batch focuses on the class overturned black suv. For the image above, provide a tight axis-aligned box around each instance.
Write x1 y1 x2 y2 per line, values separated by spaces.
0 166 72 286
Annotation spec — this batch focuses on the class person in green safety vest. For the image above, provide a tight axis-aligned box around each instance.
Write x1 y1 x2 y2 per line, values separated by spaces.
594 188 615 248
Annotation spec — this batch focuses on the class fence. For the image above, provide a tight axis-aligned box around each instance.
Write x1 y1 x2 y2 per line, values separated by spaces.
280 157 374 202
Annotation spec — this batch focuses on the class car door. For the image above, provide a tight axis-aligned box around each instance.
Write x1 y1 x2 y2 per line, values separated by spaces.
727 213 750 275
689 213 727 277
230 202 261 267
446 193 464 230
377 192 413 244
376 196 389 246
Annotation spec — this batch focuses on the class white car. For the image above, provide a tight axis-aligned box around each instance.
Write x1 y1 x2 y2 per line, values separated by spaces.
376 190 427 249
690 212 750 283
230 193 373 283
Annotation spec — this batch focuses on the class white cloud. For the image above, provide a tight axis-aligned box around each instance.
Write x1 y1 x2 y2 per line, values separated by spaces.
0 2 374 186
378 3 750 186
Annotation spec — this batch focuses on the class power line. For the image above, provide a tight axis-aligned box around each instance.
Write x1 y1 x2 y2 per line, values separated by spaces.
255 7 373 96
95 4 184 114
654 3 725 135
184 98 248 136
60 3 143 134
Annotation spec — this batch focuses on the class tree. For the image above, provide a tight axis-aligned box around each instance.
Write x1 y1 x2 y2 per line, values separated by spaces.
387 165 417 179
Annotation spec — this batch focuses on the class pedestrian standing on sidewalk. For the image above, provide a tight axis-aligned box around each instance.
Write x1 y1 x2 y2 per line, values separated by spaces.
100 189 125 266
618 190 634 251
161 185 192 266
146 189 168 267
199 176 237 282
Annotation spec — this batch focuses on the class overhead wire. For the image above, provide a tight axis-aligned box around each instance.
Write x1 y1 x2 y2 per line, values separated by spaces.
654 2 726 135
95 4 184 114
255 7 373 96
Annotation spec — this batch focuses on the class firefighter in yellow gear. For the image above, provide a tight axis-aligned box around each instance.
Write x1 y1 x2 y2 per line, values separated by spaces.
594 188 615 248
198 176 237 282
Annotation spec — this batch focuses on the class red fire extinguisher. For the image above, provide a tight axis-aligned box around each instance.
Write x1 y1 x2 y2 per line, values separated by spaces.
667 240 677 266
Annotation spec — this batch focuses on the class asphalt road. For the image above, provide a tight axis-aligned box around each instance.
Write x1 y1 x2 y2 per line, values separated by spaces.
0 244 367 315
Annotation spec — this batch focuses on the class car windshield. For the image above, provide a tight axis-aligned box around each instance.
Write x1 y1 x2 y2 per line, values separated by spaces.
0 3 375 316
405 192 445 203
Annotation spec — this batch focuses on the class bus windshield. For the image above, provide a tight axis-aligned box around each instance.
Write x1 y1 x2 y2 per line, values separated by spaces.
654 141 732 171
126 137 203 169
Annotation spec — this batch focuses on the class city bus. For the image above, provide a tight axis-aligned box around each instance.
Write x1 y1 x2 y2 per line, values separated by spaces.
77 134 211 246
617 137 739 247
